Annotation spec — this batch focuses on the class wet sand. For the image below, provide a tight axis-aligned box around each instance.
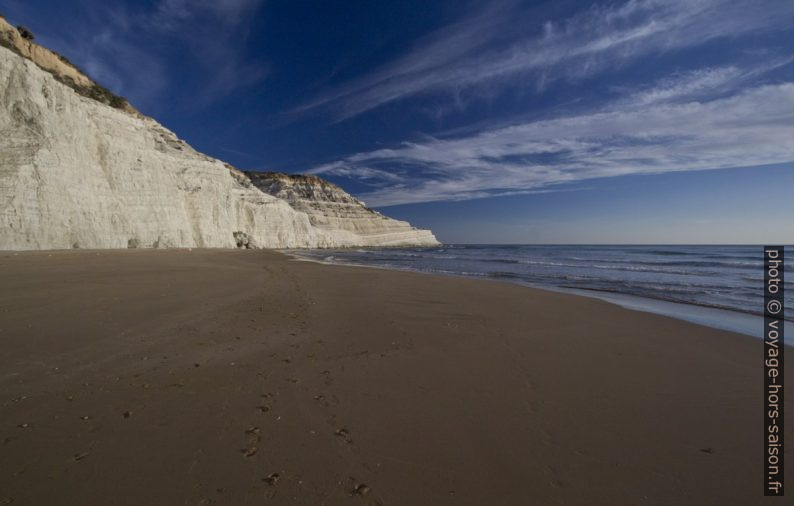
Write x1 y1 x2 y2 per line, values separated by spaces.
0 249 790 505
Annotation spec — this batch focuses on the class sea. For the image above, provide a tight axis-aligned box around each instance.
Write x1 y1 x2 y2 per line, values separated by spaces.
289 245 792 342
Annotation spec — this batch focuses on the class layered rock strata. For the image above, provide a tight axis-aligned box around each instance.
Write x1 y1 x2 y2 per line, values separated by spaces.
0 19 438 250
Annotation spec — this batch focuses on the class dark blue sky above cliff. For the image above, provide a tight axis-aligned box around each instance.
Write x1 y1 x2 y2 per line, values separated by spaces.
4 0 794 243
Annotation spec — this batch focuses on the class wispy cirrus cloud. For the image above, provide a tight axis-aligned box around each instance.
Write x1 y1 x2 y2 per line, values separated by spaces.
154 0 263 27
613 57 794 107
147 0 267 103
5 0 267 110
310 80 794 206
293 0 794 121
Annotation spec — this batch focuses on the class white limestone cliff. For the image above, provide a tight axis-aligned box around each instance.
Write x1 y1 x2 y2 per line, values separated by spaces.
246 172 439 247
0 19 439 251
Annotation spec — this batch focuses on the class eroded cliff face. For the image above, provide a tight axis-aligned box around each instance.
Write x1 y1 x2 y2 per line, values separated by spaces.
0 20 439 251
246 172 438 246
0 17 135 113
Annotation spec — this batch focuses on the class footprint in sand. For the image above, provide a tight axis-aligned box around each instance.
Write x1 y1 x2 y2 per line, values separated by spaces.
242 426 261 457
334 427 353 444
351 483 370 496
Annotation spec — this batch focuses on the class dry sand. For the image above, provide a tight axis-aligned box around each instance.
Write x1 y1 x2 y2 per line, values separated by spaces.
0 249 790 505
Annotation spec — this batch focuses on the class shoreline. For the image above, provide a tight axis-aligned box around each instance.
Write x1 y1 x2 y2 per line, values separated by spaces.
1 248 790 505
285 249 776 342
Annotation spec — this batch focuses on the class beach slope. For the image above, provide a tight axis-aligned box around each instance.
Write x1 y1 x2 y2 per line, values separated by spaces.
0 249 789 505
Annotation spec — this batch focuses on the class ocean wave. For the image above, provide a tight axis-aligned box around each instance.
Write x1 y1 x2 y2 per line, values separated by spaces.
292 245 793 319
488 271 523 279
634 249 705 256
481 258 521 264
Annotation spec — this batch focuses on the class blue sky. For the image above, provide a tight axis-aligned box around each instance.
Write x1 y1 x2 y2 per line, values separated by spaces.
4 0 794 243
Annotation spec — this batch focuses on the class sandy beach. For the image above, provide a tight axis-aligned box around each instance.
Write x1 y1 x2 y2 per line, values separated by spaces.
0 248 790 505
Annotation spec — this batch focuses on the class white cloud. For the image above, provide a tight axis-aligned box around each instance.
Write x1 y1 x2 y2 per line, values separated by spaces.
154 0 263 28
293 0 794 120
15 0 267 109
147 0 267 103
616 67 745 106
615 58 794 107
311 82 794 206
